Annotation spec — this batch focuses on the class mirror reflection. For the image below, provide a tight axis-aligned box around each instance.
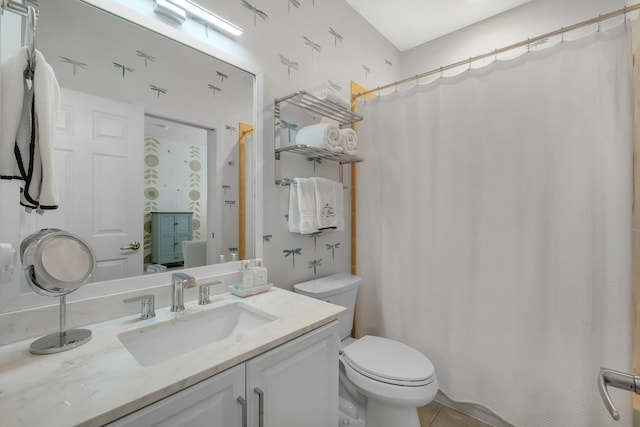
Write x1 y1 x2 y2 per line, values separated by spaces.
5 0 255 289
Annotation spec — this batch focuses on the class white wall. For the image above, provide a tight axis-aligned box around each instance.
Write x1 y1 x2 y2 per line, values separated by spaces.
401 0 629 80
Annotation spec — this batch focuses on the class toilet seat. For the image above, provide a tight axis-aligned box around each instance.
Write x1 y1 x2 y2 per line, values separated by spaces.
342 336 435 387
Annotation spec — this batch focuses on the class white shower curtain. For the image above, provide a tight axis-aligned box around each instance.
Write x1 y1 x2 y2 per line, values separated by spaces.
357 26 633 427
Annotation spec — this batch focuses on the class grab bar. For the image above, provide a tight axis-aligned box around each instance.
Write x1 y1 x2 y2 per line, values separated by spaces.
598 368 640 420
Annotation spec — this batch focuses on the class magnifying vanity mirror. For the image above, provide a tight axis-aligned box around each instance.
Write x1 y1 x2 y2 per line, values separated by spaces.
0 0 259 310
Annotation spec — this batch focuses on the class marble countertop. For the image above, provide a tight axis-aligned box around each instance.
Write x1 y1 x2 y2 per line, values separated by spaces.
0 287 345 426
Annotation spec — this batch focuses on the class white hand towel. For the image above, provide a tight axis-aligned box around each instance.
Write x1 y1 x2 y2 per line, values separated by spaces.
288 183 301 233
0 47 27 179
295 123 342 152
339 128 358 156
296 177 319 234
309 85 350 109
312 177 343 230
31 49 61 211
0 47 60 212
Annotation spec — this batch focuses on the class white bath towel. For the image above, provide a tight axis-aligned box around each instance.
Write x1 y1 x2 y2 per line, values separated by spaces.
289 178 319 234
339 128 358 156
295 123 342 152
312 177 344 231
309 85 350 109
0 47 60 212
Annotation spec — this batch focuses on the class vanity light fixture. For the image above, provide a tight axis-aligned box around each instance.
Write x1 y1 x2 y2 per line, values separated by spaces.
154 0 186 24
167 0 243 37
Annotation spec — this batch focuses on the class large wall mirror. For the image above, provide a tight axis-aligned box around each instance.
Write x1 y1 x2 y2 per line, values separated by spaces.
1 0 258 305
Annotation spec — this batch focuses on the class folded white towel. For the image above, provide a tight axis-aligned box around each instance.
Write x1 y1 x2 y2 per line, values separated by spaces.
312 177 344 231
339 128 358 156
295 123 342 152
294 177 319 234
309 85 350 109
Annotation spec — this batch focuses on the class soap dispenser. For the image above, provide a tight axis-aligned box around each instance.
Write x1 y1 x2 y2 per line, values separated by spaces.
253 258 268 287
241 260 254 289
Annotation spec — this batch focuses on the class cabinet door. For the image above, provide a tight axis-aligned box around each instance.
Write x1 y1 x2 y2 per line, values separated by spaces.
246 321 339 427
105 364 244 427
175 214 192 234
158 214 178 234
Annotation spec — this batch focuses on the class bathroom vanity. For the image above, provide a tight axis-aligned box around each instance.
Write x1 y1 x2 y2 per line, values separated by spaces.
0 288 344 427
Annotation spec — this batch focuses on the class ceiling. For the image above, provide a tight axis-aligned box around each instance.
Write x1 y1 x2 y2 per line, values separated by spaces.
346 0 533 52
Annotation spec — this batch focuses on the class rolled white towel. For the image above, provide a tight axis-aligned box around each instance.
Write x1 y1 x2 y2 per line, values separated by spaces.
339 128 358 156
309 85 350 109
295 123 342 152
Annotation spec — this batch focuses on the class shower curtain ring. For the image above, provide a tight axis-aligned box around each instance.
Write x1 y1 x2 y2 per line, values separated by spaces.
561 27 564 43
598 15 601 32
468 57 472 71
494 49 498 62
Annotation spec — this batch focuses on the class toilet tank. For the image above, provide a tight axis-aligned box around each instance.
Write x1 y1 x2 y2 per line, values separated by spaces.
293 273 361 340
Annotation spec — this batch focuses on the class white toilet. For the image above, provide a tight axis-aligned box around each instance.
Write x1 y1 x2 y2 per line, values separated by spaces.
294 273 438 427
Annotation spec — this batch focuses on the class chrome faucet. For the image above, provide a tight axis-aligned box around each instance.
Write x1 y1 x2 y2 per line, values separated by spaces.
171 272 197 312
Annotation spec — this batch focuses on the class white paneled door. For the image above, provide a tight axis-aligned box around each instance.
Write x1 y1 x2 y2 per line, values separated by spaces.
53 88 144 282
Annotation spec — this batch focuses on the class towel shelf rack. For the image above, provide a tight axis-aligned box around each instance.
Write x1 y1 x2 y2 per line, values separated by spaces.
274 91 364 186
275 91 363 129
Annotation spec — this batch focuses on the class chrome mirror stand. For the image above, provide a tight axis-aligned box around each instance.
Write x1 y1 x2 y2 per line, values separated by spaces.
30 295 92 354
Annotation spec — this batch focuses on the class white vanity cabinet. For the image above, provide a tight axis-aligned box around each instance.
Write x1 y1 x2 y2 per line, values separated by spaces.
106 321 339 427
106 364 244 427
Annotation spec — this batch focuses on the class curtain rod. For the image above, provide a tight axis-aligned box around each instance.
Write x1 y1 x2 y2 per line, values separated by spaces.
353 3 640 100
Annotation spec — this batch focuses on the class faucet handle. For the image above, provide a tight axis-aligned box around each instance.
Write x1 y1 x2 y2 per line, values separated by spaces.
124 294 155 320
199 281 222 305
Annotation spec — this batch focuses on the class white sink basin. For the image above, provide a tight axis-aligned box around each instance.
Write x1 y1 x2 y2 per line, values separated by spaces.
118 302 277 366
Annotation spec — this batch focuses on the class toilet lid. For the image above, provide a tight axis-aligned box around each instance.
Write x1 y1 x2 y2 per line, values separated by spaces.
342 336 435 387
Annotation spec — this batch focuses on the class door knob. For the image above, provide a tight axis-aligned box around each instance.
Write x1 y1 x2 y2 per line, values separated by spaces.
120 241 141 251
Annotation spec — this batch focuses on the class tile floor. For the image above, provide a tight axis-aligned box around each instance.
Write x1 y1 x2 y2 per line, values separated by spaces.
418 401 493 427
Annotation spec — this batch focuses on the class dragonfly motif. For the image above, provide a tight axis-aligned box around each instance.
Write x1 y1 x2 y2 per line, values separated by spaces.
384 59 393 70
58 56 87 76
328 27 343 47
113 62 134 78
208 84 222 95
284 213 289 222
308 231 323 251
283 248 302 268
225 200 236 208
326 242 341 261
308 259 323 276
136 50 155 67
263 235 272 243
279 55 299 80
149 85 167 98
328 79 342 92
222 184 232 193
288 0 301 13
303 36 321 58
241 0 268 27
217 71 228 82
362 64 371 79
281 120 298 142
225 125 237 134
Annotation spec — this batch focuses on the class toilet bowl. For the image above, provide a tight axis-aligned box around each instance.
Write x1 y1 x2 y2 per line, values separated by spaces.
294 273 438 427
